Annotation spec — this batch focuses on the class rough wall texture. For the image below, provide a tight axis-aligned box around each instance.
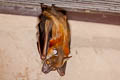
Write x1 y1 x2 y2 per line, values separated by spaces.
0 14 120 80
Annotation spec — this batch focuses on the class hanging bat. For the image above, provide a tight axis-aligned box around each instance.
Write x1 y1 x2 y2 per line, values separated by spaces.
37 4 71 76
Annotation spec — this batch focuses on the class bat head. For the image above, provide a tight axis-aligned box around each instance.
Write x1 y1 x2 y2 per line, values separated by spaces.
42 48 71 75
42 55 58 73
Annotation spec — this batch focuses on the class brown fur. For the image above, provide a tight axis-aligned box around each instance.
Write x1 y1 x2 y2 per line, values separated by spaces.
37 4 71 76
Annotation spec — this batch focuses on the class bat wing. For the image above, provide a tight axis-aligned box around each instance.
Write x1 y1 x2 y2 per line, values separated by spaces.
37 14 53 60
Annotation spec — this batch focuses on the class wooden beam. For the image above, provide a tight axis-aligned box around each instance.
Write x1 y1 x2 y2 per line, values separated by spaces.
0 0 120 25
1 0 120 16
67 11 120 25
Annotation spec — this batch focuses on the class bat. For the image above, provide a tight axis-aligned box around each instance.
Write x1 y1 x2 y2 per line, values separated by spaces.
37 3 71 76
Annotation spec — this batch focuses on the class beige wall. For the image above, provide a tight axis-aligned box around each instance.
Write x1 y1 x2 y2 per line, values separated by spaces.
0 14 120 80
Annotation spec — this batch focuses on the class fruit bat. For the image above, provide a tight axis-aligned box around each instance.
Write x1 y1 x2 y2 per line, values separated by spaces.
36 4 71 76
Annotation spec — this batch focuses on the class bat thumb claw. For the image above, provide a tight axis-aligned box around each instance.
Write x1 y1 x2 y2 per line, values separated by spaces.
41 56 46 60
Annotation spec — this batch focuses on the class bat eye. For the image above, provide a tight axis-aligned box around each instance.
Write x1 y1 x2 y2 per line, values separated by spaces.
46 60 50 64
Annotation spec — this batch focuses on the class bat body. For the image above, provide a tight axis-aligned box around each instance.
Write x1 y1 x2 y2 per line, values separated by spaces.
37 4 71 76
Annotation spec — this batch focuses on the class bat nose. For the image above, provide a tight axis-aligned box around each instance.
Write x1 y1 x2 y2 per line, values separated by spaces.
42 68 48 74
42 66 51 74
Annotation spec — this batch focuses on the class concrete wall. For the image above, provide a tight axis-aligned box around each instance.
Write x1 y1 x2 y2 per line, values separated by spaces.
0 14 120 80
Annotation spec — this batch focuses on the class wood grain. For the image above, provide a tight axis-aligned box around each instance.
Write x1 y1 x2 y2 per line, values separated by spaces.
1 0 120 16
0 0 120 25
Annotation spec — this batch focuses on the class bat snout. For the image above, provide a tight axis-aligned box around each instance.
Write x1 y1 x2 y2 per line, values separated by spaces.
42 61 52 74
42 64 50 74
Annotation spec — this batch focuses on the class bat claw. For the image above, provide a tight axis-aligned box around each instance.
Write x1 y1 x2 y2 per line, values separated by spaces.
41 56 46 60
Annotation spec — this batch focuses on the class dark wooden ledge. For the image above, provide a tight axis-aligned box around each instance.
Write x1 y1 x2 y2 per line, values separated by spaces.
0 0 120 25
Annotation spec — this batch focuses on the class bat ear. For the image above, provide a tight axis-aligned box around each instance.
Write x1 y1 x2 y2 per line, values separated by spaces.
63 56 72 62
